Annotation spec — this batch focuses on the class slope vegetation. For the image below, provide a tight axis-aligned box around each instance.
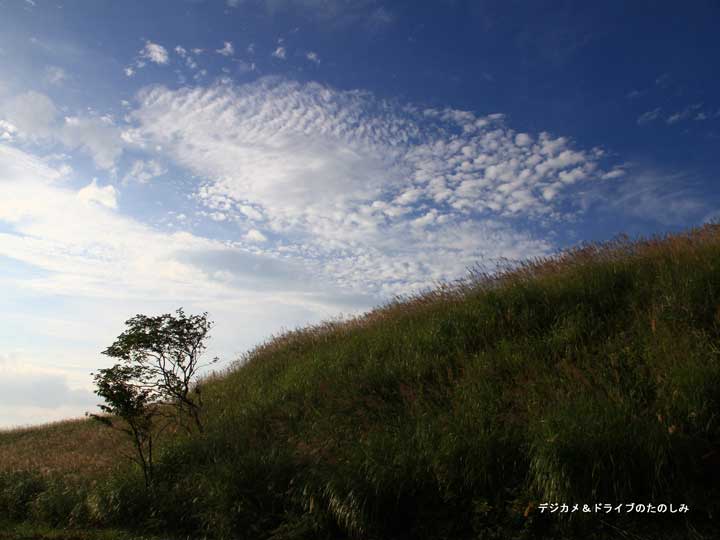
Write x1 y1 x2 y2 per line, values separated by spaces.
2 226 720 539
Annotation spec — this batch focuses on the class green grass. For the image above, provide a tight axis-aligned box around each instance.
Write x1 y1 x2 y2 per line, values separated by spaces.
2 225 720 539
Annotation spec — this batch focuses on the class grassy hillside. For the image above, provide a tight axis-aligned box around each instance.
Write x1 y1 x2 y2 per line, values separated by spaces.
2 226 720 539
0 419 129 477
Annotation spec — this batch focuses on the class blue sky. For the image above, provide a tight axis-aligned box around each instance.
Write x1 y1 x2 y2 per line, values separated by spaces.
1 0 719 427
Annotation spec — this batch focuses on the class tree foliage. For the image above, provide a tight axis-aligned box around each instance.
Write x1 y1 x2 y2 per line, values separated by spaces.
91 308 215 487
91 364 158 488
102 308 216 433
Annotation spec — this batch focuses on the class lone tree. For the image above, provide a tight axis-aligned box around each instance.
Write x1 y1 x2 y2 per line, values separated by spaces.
101 308 216 433
91 364 159 488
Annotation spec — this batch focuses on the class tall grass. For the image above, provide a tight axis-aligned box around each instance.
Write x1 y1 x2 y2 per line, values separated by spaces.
2 225 720 539
0 419 129 477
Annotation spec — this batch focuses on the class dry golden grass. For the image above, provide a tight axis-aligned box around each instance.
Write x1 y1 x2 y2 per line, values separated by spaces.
0 417 131 477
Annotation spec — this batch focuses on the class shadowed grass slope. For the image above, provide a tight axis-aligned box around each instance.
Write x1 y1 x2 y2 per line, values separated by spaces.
2 225 720 539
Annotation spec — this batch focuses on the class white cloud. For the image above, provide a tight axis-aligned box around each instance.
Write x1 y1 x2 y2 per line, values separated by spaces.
77 178 118 209
514 133 532 146
0 145 200 301
172 45 200 70
0 120 18 141
306 51 320 64
124 66 135 77
140 41 169 65
239 205 263 220
558 166 586 184
0 143 368 311
602 168 626 180
667 103 702 125
637 108 661 125
217 41 235 57
244 229 267 242
122 159 167 184
61 115 123 169
124 78 617 297
272 46 287 60
394 188 423 205
1 90 58 138
0 91 123 169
